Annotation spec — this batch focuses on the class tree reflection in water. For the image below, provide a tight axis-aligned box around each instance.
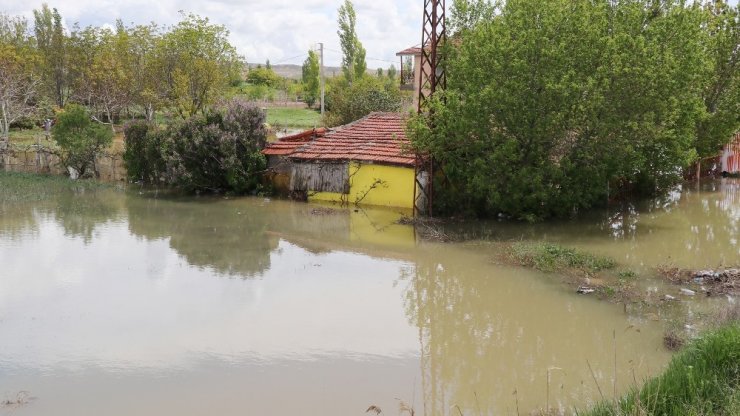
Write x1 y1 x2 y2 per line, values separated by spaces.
125 195 277 278
400 245 671 415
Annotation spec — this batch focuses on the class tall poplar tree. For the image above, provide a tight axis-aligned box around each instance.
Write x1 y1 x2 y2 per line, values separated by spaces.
337 0 367 82
33 3 67 107
301 49 320 108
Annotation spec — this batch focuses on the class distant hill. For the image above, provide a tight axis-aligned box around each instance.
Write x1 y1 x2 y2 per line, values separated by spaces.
246 63 381 80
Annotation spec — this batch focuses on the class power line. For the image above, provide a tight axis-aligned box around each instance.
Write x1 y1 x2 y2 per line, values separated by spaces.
323 47 396 64
268 53 309 65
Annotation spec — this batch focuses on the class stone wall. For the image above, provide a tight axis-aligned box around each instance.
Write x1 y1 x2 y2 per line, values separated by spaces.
0 147 126 182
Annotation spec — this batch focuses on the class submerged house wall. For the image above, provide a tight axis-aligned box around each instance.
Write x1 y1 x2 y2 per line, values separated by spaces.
303 162 415 209
290 162 349 194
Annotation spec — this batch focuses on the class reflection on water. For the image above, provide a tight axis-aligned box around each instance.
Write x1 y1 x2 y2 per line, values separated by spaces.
451 179 740 269
0 180 737 415
403 247 669 415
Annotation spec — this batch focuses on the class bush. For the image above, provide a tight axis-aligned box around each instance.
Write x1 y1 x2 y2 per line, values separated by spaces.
122 121 166 184
123 98 267 194
53 104 113 177
324 76 404 127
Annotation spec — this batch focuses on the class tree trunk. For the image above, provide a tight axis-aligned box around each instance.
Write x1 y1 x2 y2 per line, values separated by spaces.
0 99 9 141
696 161 701 182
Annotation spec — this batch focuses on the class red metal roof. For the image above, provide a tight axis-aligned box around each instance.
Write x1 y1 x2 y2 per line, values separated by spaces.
289 112 415 167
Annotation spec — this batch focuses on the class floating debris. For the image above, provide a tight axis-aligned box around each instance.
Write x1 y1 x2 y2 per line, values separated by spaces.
310 207 338 216
577 286 595 294
657 266 739 296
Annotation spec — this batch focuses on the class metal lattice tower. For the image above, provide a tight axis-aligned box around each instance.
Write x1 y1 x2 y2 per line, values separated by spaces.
414 0 445 217
417 0 446 113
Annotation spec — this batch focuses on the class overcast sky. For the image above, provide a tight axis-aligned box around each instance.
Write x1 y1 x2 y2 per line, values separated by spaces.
1 0 737 68
0 0 425 68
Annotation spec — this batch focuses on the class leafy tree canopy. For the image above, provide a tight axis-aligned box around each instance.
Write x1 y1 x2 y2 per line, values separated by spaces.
409 0 738 220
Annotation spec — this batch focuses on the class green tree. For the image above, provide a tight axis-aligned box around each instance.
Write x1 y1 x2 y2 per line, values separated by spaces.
67 24 131 125
0 13 29 47
695 1 740 159
408 0 709 220
126 23 164 121
387 64 397 80
324 75 402 127
0 14 38 142
0 43 38 141
33 4 68 108
53 104 113 177
158 13 242 118
449 0 496 35
301 49 320 107
247 66 279 87
337 0 367 82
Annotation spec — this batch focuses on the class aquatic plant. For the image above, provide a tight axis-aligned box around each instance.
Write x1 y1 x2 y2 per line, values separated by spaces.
582 323 740 416
0 171 110 203
507 242 616 274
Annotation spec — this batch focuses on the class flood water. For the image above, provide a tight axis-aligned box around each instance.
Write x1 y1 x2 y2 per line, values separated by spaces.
0 179 737 415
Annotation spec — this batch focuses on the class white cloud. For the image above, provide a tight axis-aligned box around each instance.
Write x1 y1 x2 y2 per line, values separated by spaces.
0 0 425 67
4 0 736 67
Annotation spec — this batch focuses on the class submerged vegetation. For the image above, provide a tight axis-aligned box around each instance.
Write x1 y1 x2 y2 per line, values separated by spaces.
582 323 740 416
0 171 111 204
506 242 616 275
500 242 636 301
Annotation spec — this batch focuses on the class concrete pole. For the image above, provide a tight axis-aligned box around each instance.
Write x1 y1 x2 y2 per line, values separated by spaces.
319 42 325 118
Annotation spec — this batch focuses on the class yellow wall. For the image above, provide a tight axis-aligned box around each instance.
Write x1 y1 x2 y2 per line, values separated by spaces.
308 162 415 209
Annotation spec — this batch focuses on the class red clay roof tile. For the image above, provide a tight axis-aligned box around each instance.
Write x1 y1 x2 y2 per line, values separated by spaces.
264 112 416 167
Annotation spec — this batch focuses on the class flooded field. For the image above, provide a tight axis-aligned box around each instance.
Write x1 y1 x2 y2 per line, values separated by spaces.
0 178 737 415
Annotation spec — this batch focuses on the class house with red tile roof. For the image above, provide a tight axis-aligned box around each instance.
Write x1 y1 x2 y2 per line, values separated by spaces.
263 128 328 192
262 112 417 209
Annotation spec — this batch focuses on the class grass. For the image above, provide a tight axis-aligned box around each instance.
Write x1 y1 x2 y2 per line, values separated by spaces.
4 127 50 147
265 107 322 129
508 242 617 274
581 323 740 416
0 171 111 203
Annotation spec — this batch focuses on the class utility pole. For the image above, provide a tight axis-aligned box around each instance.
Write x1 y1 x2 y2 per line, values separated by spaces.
413 0 446 217
319 42 325 117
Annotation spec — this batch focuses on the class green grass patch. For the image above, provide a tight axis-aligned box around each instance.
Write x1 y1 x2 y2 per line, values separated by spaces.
581 323 740 416
265 107 321 128
0 172 111 203
508 242 616 274
5 127 49 147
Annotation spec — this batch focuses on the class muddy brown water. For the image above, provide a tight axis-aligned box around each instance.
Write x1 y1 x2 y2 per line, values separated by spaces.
0 179 737 415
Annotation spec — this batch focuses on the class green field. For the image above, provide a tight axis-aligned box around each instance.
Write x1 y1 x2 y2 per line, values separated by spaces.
265 107 322 129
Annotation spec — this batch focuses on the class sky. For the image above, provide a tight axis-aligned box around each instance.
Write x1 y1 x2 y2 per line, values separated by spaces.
1 1 737 68
0 0 425 68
